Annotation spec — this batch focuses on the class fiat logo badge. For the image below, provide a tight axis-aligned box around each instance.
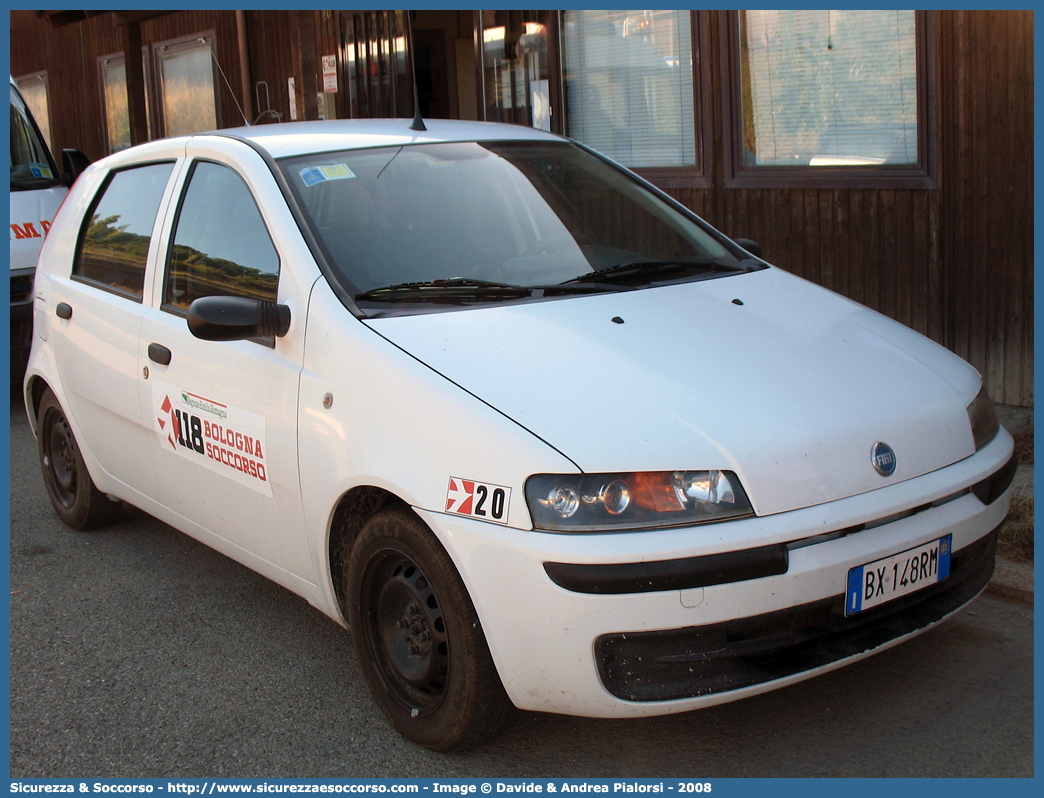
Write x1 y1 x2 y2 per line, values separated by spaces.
871 442 897 477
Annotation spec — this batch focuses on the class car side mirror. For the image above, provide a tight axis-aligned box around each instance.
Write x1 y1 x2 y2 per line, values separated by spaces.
732 238 763 259
187 295 291 341
61 149 91 186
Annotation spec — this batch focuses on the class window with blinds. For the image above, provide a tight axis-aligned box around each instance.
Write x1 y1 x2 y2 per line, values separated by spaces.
562 9 695 169
739 10 919 168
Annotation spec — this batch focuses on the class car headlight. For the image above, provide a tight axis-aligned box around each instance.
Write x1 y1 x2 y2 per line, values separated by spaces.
967 385 1000 451
525 470 753 532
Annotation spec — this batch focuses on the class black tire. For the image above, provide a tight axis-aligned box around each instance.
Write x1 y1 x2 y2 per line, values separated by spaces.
37 388 122 530
345 507 512 751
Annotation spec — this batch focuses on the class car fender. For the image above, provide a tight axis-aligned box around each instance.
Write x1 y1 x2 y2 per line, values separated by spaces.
298 279 579 624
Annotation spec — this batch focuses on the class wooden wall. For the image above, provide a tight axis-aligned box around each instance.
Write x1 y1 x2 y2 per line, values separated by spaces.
9 9 1034 407
939 10 1034 408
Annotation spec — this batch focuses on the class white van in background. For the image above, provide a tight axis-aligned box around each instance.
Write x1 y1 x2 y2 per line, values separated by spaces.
9 75 87 378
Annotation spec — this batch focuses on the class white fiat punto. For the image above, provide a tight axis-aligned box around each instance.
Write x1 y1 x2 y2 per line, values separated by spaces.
25 119 1016 750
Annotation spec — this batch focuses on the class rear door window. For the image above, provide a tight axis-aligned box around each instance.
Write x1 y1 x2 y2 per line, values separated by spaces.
73 162 175 300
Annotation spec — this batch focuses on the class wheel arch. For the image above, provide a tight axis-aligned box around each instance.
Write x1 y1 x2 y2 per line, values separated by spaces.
25 375 56 433
327 485 411 618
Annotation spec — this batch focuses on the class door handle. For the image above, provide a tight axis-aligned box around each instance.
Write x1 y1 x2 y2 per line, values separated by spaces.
148 343 172 366
56 302 72 320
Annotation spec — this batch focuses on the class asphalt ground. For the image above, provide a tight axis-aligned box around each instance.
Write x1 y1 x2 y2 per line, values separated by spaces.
8 390 1035 778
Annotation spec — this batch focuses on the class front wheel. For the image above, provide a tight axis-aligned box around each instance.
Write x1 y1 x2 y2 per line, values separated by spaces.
36 388 122 530
345 508 511 750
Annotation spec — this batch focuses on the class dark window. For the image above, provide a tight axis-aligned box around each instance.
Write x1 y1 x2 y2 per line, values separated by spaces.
341 11 410 120
479 10 555 131
725 9 936 188
73 162 175 300
164 161 279 312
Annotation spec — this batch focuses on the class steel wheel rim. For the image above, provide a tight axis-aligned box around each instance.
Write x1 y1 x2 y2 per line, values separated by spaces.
44 411 77 508
362 549 450 716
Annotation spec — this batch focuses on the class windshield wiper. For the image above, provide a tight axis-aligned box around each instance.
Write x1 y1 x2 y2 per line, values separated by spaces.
355 278 536 303
356 275 647 304
563 258 754 285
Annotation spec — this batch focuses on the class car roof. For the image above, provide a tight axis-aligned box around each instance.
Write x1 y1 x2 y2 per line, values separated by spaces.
214 118 565 160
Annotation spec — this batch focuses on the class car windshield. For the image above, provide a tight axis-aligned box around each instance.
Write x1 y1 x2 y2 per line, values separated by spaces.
9 85 62 191
279 140 755 310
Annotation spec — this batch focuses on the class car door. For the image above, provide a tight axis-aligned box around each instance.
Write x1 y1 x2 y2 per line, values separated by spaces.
44 149 183 499
137 137 320 585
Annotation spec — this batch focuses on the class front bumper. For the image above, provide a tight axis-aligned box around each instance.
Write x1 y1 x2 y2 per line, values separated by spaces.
596 524 998 701
418 431 1014 718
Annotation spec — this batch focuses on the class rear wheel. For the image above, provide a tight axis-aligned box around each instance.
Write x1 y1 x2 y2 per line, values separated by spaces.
37 388 122 530
345 508 511 750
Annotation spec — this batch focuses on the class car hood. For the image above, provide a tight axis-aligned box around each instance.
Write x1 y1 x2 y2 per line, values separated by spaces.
365 267 981 516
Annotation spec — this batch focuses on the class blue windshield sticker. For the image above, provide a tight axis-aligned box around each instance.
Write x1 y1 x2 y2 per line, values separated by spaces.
29 163 54 179
300 163 355 187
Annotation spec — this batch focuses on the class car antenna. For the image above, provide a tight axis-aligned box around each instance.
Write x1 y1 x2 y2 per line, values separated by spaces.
405 11 426 131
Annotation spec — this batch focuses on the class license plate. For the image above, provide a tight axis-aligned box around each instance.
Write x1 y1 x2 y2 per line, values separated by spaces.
845 535 952 616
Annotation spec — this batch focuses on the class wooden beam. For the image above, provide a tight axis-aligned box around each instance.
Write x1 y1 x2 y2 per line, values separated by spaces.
35 10 171 27
236 10 255 124
36 10 108 28
123 21 149 145
112 11 173 27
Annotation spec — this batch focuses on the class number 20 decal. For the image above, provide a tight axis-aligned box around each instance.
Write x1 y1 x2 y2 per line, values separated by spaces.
446 478 511 525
